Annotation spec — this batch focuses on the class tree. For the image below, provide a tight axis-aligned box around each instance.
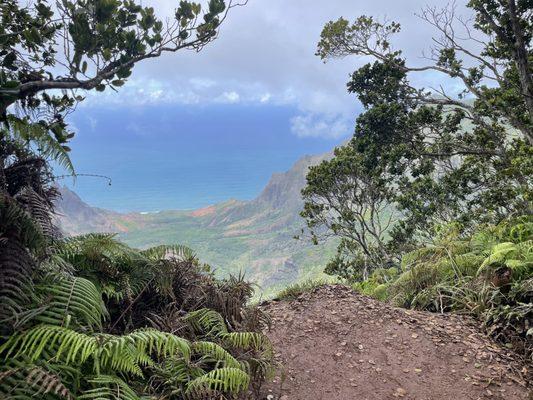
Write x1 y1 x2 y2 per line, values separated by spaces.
0 0 244 163
303 0 532 280
301 145 399 280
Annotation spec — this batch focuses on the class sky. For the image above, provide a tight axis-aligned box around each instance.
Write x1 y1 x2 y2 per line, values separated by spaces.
64 0 473 212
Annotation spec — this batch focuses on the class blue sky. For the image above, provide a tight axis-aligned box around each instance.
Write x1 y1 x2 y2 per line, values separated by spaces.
63 0 472 211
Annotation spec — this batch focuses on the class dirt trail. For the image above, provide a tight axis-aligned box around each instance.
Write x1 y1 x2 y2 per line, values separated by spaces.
259 285 531 400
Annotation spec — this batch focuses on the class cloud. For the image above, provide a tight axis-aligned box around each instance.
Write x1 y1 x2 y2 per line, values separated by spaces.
259 93 271 103
81 0 472 138
290 113 352 139
217 91 240 103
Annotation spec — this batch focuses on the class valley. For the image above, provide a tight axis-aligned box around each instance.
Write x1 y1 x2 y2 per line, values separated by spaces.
55 151 338 296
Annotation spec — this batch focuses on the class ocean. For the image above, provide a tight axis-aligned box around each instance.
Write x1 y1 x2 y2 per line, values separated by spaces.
61 103 346 212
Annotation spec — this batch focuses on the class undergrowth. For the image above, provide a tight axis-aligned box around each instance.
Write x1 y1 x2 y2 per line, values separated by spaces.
0 139 274 399
351 218 533 362
274 278 330 301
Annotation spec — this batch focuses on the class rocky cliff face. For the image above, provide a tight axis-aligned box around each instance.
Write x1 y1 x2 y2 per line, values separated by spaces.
253 153 331 211
54 186 121 235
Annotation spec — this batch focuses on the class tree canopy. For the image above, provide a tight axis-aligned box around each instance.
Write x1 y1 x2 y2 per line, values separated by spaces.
302 0 533 277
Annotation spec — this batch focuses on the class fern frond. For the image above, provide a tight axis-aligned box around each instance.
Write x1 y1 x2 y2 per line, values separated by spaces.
0 194 45 251
15 186 59 241
221 332 271 352
0 360 72 400
192 341 241 369
6 115 75 175
183 309 228 337
78 375 140 400
35 276 107 329
141 244 196 262
1 326 191 376
0 238 36 333
185 367 250 397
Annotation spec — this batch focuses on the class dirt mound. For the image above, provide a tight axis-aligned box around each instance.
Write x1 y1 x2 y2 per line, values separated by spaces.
259 285 531 400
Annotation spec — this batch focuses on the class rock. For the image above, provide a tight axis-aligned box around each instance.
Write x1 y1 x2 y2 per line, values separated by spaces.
393 387 407 397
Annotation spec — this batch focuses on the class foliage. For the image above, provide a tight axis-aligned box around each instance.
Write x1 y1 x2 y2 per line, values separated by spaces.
302 145 399 279
351 267 398 301
367 217 532 361
303 1 532 278
274 278 329 301
0 139 273 399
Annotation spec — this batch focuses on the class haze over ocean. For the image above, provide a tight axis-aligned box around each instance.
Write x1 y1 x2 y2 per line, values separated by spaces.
62 104 347 212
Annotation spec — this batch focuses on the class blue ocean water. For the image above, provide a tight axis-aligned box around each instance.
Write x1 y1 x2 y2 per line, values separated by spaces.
61 104 347 212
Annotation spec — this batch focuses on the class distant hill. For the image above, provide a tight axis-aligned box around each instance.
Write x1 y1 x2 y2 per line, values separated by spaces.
54 187 122 235
54 150 337 295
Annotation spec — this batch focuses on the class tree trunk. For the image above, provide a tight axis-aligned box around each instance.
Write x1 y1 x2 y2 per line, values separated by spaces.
507 0 533 145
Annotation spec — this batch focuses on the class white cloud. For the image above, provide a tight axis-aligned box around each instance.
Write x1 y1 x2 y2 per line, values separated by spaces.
217 91 240 103
189 77 216 89
290 113 351 139
260 93 271 103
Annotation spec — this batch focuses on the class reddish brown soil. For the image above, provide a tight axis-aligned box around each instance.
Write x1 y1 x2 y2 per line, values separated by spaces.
259 285 531 400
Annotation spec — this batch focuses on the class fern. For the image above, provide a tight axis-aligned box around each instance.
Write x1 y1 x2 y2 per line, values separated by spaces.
184 308 229 337
222 332 270 352
185 367 250 397
1 326 192 376
5 115 75 175
478 241 533 278
0 360 73 400
35 276 107 329
192 341 241 369
78 375 140 400
141 244 196 262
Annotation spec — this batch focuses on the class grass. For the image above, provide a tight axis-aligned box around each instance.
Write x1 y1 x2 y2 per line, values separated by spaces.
274 278 332 301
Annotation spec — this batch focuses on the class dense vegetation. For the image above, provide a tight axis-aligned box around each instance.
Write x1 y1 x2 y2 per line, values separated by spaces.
354 218 532 360
0 1 276 398
302 0 532 361
0 139 273 398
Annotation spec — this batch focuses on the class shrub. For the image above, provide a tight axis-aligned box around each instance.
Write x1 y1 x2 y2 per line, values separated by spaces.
384 217 532 361
0 139 273 399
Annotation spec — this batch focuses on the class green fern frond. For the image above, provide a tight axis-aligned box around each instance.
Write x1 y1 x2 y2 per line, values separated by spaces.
192 341 241 369
125 328 191 361
6 115 75 175
221 332 270 352
140 244 196 262
35 276 107 329
78 375 140 400
184 309 228 337
1 326 192 376
55 233 126 263
185 367 250 397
